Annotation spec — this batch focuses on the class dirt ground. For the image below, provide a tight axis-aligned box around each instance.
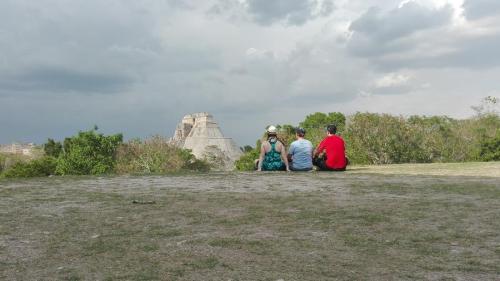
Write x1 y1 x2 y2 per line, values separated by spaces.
1 162 499 280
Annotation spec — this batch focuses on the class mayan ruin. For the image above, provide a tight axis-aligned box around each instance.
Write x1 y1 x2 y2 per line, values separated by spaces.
171 112 242 169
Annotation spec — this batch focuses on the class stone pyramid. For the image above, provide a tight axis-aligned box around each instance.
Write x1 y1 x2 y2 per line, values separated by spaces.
171 113 243 169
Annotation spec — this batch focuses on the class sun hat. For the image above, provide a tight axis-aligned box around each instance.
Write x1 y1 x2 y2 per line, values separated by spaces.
267 125 277 134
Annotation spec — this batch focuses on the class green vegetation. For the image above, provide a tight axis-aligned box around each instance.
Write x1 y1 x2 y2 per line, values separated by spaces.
0 153 5 174
235 140 261 171
342 113 493 164
236 104 500 170
1 129 209 178
43 138 63 158
115 136 210 174
300 111 346 131
2 98 498 176
2 156 57 178
56 128 123 175
480 131 500 161
0 153 37 179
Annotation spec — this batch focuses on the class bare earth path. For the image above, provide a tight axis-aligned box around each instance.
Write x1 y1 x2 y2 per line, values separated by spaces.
1 162 499 280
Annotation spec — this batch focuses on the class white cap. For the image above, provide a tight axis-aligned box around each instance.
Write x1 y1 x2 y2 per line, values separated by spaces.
267 125 277 133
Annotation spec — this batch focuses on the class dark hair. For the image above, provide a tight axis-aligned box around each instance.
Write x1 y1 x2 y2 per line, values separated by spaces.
326 124 337 134
267 134 284 146
295 127 306 137
267 132 277 139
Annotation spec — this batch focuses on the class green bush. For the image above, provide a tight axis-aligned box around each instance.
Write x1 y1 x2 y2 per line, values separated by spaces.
44 138 63 157
235 139 265 171
407 115 454 162
300 112 346 132
480 130 500 161
0 153 5 174
55 129 123 175
343 112 500 165
2 156 57 178
0 153 30 175
115 136 210 174
238 110 500 167
343 113 413 164
235 149 260 171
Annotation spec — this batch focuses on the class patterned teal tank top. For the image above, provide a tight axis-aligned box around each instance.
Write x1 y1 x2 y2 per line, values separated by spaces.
262 140 285 171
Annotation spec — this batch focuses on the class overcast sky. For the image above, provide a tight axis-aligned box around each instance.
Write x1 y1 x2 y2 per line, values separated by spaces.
1 0 499 146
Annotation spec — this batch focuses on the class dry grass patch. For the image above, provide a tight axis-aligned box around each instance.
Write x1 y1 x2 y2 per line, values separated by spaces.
1 164 500 280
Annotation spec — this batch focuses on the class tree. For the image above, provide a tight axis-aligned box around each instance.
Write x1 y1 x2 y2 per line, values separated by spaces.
472 96 499 116
241 145 254 153
55 128 123 175
300 112 346 132
43 138 62 157
480 131 500 161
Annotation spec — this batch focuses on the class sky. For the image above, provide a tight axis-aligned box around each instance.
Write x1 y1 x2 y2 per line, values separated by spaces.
1 0 499 146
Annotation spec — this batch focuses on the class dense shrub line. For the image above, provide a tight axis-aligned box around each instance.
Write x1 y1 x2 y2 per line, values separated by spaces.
115 136 210 174
0 129 210 178
2 157 57 178
236 112 500 170
2 110 498 177
344 113 499 164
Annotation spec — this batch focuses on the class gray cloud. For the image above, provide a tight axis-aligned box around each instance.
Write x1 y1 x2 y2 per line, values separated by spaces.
351 3 452 40
348 2 453 57
0 0 498 147
214 0 335 26
441 34 500 68
0 0 220 95
0 1 162 91
0 66 132 95
342 2 500 72
463 0 500 20
378 33 500 70
247 0 314 25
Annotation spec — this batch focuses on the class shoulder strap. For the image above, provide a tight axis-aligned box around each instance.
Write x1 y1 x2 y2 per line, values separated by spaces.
270 141 276 151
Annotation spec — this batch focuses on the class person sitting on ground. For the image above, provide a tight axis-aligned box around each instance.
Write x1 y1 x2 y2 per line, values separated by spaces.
313 124 348 171
256 126 290 172
288 127 313 171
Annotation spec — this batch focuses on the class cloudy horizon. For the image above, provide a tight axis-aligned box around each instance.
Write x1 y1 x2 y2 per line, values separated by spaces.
1 0 499 146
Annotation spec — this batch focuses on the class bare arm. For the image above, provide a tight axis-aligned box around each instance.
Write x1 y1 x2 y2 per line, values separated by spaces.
257 143 266 171
314 140 325 158
279 142 290 171
287 144 293 162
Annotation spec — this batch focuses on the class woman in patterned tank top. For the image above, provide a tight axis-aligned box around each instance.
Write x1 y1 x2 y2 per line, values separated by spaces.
256 125 290 172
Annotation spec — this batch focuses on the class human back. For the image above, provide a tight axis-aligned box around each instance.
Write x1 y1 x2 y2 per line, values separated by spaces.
318 135 346 169
261 138 285 171
313 124 347 171
289 128 313 171
257 126 290 172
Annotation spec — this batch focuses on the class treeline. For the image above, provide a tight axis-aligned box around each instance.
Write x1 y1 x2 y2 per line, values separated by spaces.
236 109 500 170
0 128 211 178
2 100 498 177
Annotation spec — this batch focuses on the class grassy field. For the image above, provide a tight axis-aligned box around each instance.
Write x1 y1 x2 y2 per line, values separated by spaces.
1 162 499 280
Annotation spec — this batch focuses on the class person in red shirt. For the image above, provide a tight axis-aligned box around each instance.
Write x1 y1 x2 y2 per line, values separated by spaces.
313 124 348 171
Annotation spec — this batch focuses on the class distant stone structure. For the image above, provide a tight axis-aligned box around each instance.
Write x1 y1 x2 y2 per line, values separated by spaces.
171 113 243 169
0 143 35 156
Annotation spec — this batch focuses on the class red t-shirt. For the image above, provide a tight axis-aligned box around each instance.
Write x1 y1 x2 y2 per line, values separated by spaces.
316 135 346 169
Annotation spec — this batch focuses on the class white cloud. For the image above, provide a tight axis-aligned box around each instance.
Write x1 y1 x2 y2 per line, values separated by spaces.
245 47 274 59
374 73 412 88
